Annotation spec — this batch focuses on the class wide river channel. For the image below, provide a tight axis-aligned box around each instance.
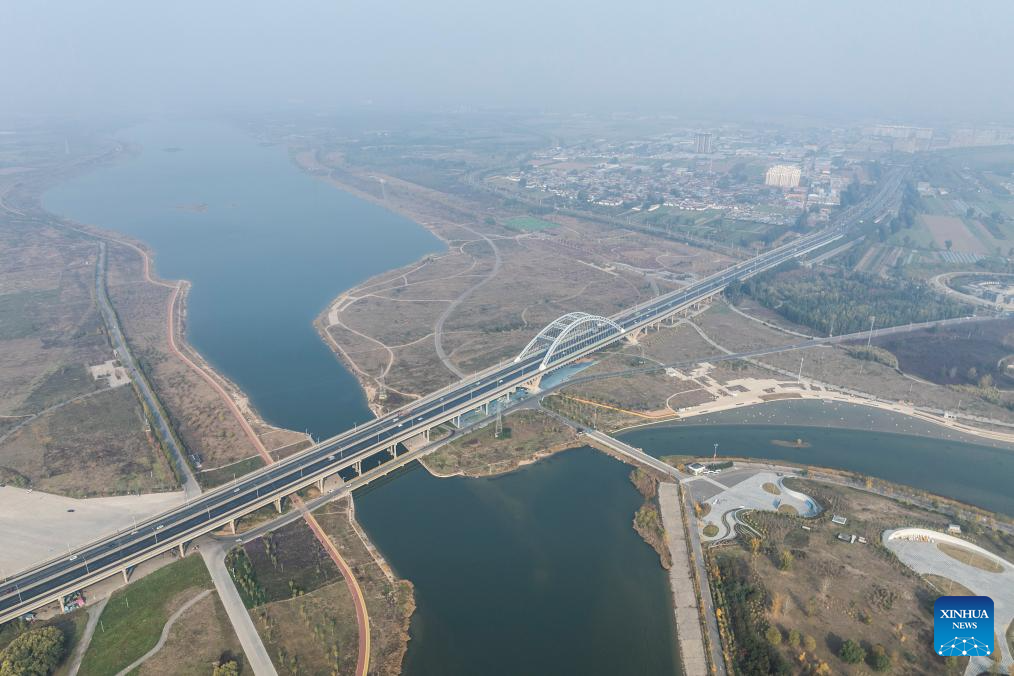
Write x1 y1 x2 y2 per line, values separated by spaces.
44 120 681 675
45 120 1012 674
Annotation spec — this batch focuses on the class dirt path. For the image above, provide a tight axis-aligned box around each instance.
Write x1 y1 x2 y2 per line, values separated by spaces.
67 597 108 676
433 225 502 378
0 388 108 447
113 589 213 676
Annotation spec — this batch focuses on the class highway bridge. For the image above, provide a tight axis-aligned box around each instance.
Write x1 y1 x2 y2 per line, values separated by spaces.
0 169 903 624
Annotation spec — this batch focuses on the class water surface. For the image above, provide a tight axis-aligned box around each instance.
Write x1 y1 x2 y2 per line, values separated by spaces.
622 400 1014 516
46 120 441 437
356 449 682 676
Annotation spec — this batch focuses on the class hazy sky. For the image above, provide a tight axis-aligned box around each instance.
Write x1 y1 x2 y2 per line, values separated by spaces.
3 0 1012 123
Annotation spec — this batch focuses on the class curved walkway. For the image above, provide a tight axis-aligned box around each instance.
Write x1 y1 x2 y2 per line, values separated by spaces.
113 589 213 676
885 528 1013 674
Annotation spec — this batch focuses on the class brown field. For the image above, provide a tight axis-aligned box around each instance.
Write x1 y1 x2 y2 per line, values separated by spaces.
234 499 414 676
137 593 244 676
716 480 974 675
0 385 175 495
920 214 988 254
936 542 1004 573
304 150 732 412
422 409 581 477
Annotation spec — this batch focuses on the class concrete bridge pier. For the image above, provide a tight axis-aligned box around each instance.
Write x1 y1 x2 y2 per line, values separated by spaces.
273 497 283 513
227 519 236 535
354 460 362 476
316 477 325 492
121 567 131 583
178 541 186 557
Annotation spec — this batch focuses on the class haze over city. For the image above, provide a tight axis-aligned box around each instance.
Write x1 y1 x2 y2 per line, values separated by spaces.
2 1 1013 121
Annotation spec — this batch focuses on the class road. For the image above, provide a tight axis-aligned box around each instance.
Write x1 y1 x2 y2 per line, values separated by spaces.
201 542 278 676
0 169 903 624
94 242 200 497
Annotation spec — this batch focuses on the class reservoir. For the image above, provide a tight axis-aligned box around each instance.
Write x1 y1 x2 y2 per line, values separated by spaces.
621 399 1014 517
43 120 682 675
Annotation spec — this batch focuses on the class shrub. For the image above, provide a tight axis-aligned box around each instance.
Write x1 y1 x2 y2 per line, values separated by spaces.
839 639 866 664
765 626 783 646
869 644 891 672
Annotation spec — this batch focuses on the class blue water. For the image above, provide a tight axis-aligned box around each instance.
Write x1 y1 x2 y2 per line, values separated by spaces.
44 121 683 675
621 399 1014 517
46 120 442 438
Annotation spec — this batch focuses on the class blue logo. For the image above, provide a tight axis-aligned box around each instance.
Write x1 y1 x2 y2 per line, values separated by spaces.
934 596 993 657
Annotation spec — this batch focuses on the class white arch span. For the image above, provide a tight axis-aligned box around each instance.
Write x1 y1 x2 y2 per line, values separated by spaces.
515 312 625 370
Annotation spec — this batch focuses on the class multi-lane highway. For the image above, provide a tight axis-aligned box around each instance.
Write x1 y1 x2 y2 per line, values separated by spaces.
0 169 903 624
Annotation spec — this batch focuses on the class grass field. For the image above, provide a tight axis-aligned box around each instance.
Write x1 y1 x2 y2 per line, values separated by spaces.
79 555 212 676
504 216 558 231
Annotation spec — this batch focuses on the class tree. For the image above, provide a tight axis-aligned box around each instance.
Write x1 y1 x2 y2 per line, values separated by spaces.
945 239 953 251
765 626 783 646
749 537 762 556
213 661 240 676
869 644 891 672
803 634 817 652
0 626 65 676
778 549 794 571
787 629 800 648
839 639 866 664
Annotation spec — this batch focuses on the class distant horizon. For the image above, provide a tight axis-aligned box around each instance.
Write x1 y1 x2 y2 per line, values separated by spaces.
3 1 1013 123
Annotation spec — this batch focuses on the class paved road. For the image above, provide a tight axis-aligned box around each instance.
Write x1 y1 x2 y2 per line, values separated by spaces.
0 169 903 623
200 542 277 676
94 242 200 497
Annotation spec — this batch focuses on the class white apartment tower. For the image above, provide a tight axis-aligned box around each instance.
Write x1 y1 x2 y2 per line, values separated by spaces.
765 164 801 188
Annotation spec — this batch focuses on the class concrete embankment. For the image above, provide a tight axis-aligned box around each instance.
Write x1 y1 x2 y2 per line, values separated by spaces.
658 483 709 676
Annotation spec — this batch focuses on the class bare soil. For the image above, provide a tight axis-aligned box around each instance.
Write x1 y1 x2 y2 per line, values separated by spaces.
421 409 581 477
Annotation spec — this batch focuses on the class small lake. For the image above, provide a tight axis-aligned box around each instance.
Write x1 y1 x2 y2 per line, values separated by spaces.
621 399 1014 517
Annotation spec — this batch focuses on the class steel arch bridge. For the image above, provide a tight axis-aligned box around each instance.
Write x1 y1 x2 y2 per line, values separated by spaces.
515 312 625 371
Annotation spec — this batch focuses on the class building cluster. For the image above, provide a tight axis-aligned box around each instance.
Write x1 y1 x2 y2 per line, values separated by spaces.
489 125 867 228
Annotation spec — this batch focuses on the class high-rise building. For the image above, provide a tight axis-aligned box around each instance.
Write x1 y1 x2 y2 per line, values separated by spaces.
765 164 801 188
694 132 713 154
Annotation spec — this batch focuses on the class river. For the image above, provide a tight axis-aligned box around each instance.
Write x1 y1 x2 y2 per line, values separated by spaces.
621 399 1014 517
44 120 682 675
